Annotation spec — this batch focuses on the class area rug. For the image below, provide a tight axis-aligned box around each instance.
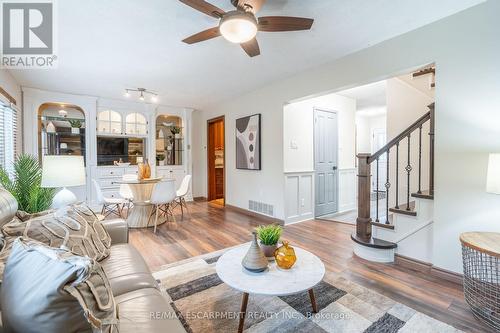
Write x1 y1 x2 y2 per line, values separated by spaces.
152 248 462 333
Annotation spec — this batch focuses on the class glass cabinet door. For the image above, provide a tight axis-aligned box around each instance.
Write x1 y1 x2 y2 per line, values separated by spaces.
125 112 147 136
38 103 86 164
98 110 122 134
155 115 183 166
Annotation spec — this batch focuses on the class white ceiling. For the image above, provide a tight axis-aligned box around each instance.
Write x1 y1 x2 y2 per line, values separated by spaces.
338 80 387 110
8 0 483 109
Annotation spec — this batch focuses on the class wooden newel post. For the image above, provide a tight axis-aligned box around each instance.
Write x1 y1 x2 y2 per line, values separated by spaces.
428 103 435 196
356 153 372 240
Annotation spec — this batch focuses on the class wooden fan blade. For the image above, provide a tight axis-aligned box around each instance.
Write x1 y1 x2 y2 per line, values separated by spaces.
258 16 314 32
179 0 225 18
182 27 220 44
240 38 260 57
236 0 267 13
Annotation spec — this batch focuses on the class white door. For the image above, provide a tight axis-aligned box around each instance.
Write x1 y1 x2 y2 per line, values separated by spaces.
371 128 387 191
314 109 338 217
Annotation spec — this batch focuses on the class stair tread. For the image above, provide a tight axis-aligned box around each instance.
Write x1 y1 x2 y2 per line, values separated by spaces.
351 234 397 249
371 221 395 230
389 201 417 216
411 190 434 200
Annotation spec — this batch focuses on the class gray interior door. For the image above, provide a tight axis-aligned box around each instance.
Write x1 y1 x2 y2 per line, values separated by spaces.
314 109 338 217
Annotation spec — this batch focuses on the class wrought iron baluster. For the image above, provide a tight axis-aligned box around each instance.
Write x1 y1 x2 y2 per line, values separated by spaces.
395 143 399 209
385 150 390 224
418 125 422 194
406 134 412 211
376 158 379 222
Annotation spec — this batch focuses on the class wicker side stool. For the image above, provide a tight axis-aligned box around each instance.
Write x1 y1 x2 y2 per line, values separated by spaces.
460 232 500 331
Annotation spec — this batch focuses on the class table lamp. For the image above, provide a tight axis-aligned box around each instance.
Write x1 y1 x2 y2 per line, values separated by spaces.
486 153 500 194
41 155 86 209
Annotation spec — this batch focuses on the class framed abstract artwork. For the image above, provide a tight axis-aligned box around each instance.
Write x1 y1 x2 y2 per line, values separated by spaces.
236 114 261 170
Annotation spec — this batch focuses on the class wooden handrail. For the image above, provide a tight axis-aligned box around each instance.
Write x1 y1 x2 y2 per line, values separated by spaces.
367 111 431 163
355 103 435 240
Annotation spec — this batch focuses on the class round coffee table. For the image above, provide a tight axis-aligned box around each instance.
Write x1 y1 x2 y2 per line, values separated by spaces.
216 245 325 333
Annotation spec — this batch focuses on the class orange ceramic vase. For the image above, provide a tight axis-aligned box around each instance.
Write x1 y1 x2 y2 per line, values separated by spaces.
274 241 297 269
138 159 151 180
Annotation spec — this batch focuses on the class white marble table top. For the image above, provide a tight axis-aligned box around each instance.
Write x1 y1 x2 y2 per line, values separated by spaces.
216 244 325 296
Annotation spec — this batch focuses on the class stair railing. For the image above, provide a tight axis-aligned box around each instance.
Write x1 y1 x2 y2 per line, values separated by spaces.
356 103 434 240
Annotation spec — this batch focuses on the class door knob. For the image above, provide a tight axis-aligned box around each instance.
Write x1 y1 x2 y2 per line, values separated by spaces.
333 166 337 170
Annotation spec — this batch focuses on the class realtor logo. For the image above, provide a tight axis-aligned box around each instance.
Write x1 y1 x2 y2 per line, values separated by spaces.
1 0 57 68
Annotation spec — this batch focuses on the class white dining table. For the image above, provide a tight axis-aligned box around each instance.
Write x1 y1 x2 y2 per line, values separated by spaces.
113 177 167 228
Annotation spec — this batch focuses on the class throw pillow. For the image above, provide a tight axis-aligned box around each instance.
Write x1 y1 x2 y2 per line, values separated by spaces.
15 209 54 222
2 204 112 261
0 235 15 283
1 237 119 333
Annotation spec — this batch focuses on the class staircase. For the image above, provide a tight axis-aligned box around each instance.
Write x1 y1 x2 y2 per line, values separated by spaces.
352 103 435 263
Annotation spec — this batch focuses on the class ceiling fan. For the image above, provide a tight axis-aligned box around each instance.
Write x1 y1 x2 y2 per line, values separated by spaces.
179 0 314 57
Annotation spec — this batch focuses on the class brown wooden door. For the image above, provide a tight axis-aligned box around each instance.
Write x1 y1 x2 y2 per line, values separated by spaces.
207 117 225 202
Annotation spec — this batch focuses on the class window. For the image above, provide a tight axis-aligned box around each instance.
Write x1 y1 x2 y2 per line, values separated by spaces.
0 102 17 177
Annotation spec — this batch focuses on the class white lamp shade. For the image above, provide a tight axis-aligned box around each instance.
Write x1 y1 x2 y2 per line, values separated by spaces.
486 153 500 194
41 155 86 188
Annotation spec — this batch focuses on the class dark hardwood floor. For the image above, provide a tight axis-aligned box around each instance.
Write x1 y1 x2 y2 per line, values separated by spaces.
128 200 492 333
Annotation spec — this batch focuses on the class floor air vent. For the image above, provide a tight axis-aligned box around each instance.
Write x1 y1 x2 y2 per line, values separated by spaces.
249 200 274 217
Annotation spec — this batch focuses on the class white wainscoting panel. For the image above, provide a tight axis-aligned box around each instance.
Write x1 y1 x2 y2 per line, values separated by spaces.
285 172 314 224
338 168 357 213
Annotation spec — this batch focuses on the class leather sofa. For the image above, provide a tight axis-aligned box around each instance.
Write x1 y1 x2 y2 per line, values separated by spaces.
0 189 186 333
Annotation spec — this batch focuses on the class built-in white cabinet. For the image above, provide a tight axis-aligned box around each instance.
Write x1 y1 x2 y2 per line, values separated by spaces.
92 165 139 200
97 109 148 136
22 88 193 208
156 166 186 190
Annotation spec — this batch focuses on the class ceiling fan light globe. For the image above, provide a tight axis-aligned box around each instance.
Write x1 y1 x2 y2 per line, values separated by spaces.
219 13 257 44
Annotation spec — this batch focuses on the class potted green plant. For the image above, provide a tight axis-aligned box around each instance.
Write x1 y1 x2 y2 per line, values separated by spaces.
156 154 166 166
170 126 181 139
0 154 55 213
68 119 82 134
255 224 283 260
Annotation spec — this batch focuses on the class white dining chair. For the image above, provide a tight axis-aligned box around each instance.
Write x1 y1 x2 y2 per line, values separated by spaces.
92 179 128 218
119 174 136 217
148 179 177 233
174 175 192 219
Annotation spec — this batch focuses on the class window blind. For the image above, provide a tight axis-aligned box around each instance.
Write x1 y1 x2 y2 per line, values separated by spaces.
0 101 17 177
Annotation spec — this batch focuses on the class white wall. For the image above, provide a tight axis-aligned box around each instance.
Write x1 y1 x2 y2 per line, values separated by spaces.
0 70 21 105
282 93 356 221
284 93 356 172
191 110 204 198
356 110 387 154
386 78 433 138
193 94 286 219
193 1 500 273
386 78 434 207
